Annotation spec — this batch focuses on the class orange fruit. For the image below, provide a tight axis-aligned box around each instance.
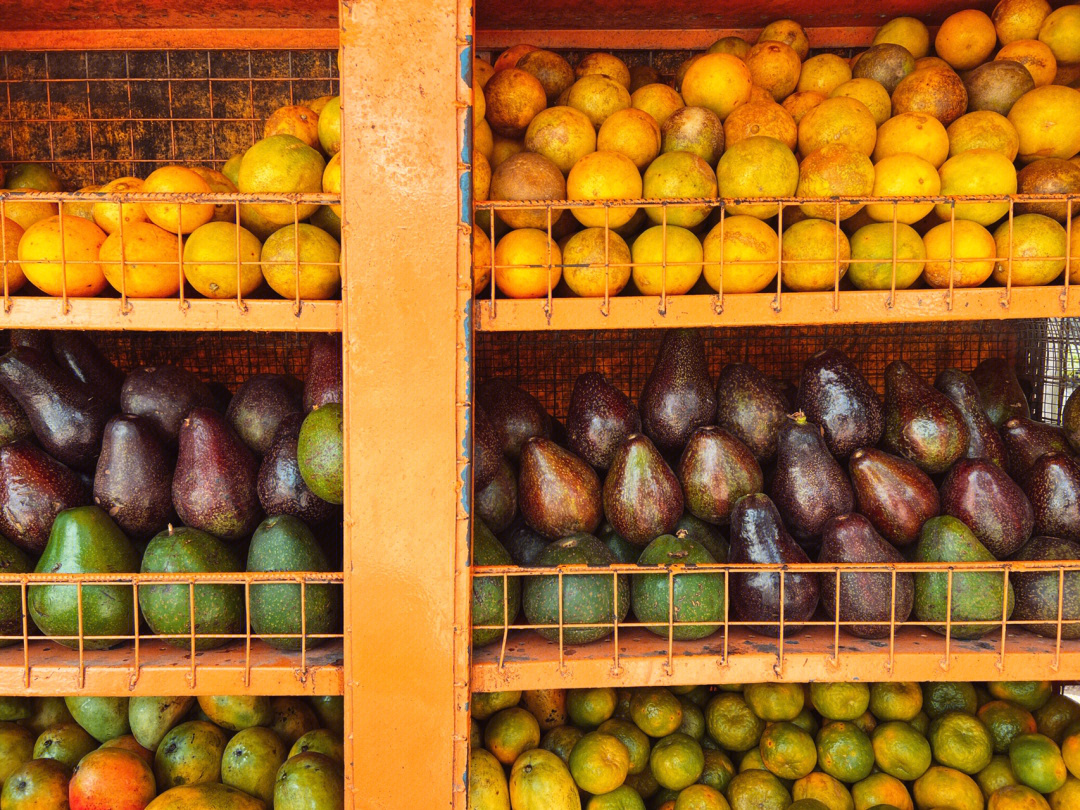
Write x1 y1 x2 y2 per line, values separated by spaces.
744 41 802 102
92 177 148 235
798 54 852 96
631 225 703 295
994 0 1053 45
987 784 1052 810
567 151 642 229
891 68 970 127
661 107 725 164
873 16 931 59
472 227 492 295
576 52 631 90
1039 5 1080 65
874 112 949 167
872 721 932 781
830 78 892 126
183 221 264 299
783 92 827 124
811 684 871 723
472 691 522 721
510 748 579 809
727 770 792 810
517 50 575 103
852 772 913 810
493 228 561 298
935 149 1018 225
237 135 325 227
631 689 683 739
562 228 632 298
709 37 751 59
992 213 1068 287
588 785 648 810
188 166 239 223
18 215 107 297
745 684 805 722
870 683 923 722
642 151 717 227
61 184 100 222
650 733 704 791
914 766 984 810
718 136 799 219
484 68 547 137
469 748 509 810
923 220 998 288
598 108 662 170
1050 776 1080 810
849 222 926 291
782 218 851 291
680 54 754 121
0 218 25 294
936 10 997 71
490 152 566 230
929 711 994 775
568 688 618 728
261 223 341 300
758 19 809 60
867 154 939 224
570 731 631 794
98 221 181 298
794 772 853 810
947 111 1020 161
980 754 1022 798
798 97 877 157
264 105 320 149
816 721 873 783
631 84 685 128
485 706 541 766
673 784 728 810
702 214 780 294
475 118 495 160
493 45 537 73
997 40 1058 87
598 718 651 776
542 726 585 765
988 684 1054 713
723 102 798 151
1010 733 1068 793
796 145 874 221
980 701 1039 754
567 75 632 128
316 95 341 156
1008 86 1080 162
524 106 596 174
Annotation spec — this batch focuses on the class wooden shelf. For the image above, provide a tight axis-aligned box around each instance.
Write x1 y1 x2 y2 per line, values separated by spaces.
0 0 339 50
0 298 341 332
475 286 1078 332
472 626 1080 691
0 638 343 696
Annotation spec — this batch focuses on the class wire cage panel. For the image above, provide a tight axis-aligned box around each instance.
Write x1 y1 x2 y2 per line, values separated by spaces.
1 50 338 188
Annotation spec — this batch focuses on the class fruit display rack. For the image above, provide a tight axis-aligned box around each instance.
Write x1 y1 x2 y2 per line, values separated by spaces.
0 2 362 805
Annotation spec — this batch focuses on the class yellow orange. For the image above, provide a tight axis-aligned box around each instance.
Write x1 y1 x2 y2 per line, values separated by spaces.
947 111 1021 161
642 151 717 227
484 68 547 137
935 149 1018 225
630 84 685 128
1008 86 1080 162
317 96 341 155
994 0 1053 44
783 91 827 124
781 218 851 291
237 135 325 226
0 217 24 294
92 176 148 235
680 53 754 121
797 144 875 221
936 10 998 71
829 78 892 126
493 228 562 298
18 215 107 297
723 102 797 151
475 118 494 160
264 105 320 149
798 96 877 157
797 54 852 96
525 106 597 174
709 37 751 59
576 52 630 89
717 136 799 219
631 225 703 295
322 153 342 218
702 215 780 293
261 223 341 300
923 220 998 288
182 221 264 299
744 41 802 102
758 19 810 60
493 45 537 73
567 151 642 228
873 16 931 59
1039 5 1080 65
597 109 662 170
567 75 632 128
187 166 239 223
472 227 492 295
561 228 632 298
867 154 940 224
998 40 1058 87
517 50 575 104
993 213 1068 286
98 221 182 298
142 165 215 235
874 112 950 167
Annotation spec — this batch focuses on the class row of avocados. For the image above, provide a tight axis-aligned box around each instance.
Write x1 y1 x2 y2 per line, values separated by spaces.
470 680 1080 810
0 330 345 651
0 693 344 809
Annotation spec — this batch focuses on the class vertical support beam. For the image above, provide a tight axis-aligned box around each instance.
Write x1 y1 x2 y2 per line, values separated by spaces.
340 0 471 806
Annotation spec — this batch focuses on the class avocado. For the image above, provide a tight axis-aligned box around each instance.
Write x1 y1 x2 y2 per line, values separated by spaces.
477 378 553 460
1063 386 1080 455
673 512 728 562
1024 451 1080 543
934 369 1008 469
139 525 245 650
257 413 337 527
603 434 683 545
797 348 883 458
913 516 1015 639
0 440 89 555
128 697 195 751
173 407 262 541
28 506 139 650
522 533 629 645
596 521 641 564
500 517 550 566
65 696 130 743
476 459 517 534
971 358 1030 428
715 364 790 462
518 437 602 539
882 360 969 474
50 332 124 409
226 373 304 457
1001 417 1074 479
640 329 716 453
1011 536 1080 639
849 448 939 548
567 371 641 470
0 387 30 447
677 426 763 526
472 520 521 648
121 365 216 445
303 333 343 413
0 534 30 648
941 459 1033 558
632 532 722 640
247 515 340 651
93 414 174 541
296 403 343 506
819 513 913 638
473 405 503 492
0 345 112 471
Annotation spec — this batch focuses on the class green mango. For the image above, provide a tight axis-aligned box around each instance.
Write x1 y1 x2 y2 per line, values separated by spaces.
128 697 195 752
221 727 287 805
0 698 28 723
138 526 244 650
269 697 320 748
913 516 1015 640
196 695 272 732
154 721 228 790
28 506 139 650
247 515 339 651
306 697 343 735
296 404 343 504
289 729 344 766
0 722 34 789
65 696 130 743
23 698 74 736
274 752 344 810
0 535 30 649
32 722 97 769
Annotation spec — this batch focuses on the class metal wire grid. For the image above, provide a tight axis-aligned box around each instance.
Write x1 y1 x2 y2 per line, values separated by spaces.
0 50 339 188
475 320 1038 419
0 572 344 689
474 197 1079 320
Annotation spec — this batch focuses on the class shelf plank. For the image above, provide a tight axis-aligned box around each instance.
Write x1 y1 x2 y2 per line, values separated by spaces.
0 298 341 332
0 0 338 50
0 639 343 696
475 286 1078 332
472 626 1080 690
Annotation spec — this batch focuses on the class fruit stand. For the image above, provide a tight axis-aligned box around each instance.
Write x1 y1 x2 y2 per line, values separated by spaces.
0 0 353 807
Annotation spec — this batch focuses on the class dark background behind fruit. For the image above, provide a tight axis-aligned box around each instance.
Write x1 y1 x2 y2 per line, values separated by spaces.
477 320 1070 422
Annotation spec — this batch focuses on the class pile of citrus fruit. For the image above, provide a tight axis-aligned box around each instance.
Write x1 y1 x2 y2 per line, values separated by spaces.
472 2 1080 299
470 680 1080 810
2 95 342 302
0 693 344 809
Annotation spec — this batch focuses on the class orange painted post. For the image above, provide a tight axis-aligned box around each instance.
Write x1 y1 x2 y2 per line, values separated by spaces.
340 0 469 806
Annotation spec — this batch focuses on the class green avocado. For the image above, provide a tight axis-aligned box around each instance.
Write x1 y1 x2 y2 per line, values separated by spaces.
632 532 722 641
472 519 521 648
247 515 340 651
28 506 139 650
913 515 1015 639
138 526 244 650
296 404 343 505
